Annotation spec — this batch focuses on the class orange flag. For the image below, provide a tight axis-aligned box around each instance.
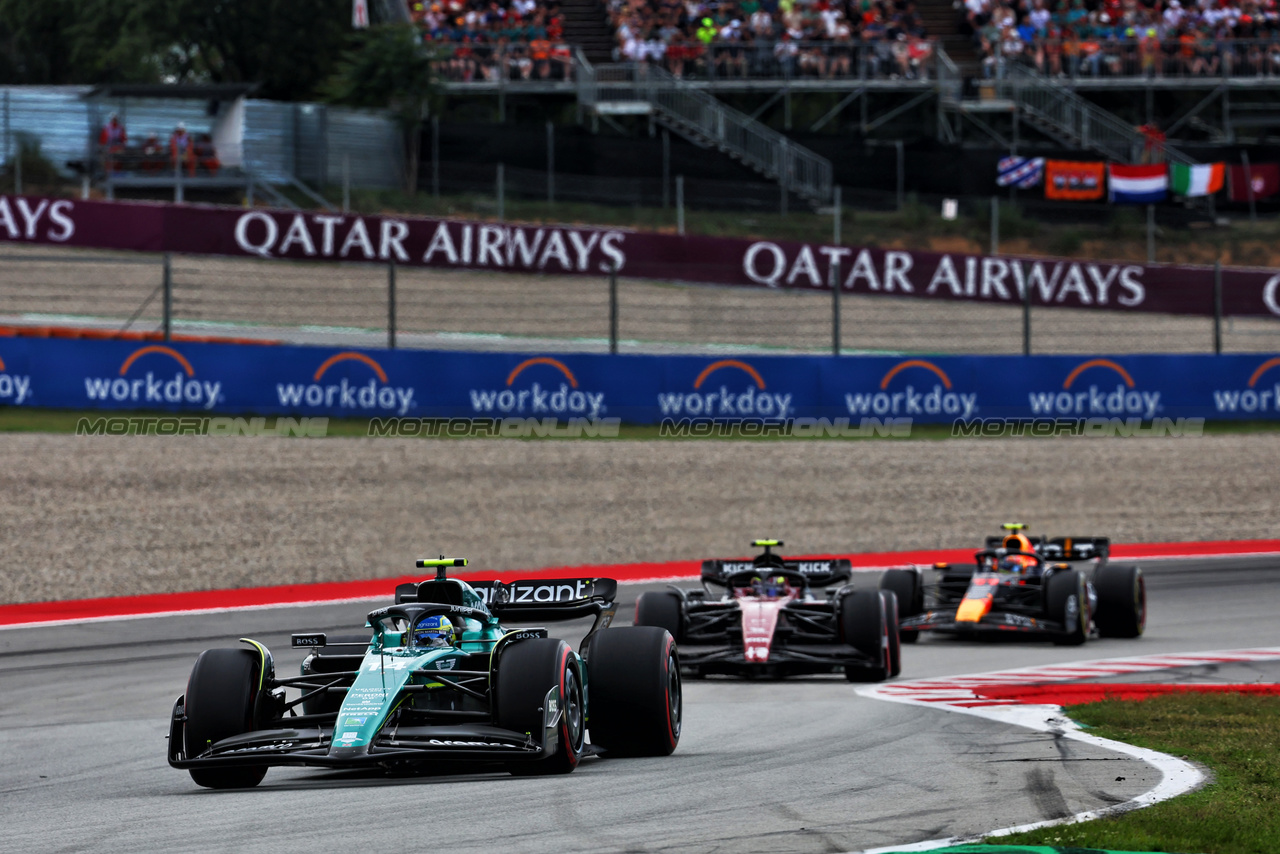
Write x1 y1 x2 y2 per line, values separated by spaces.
1044 160 1106 201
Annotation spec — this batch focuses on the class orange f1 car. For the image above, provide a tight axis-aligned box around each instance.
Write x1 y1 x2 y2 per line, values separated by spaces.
880 523 1146 646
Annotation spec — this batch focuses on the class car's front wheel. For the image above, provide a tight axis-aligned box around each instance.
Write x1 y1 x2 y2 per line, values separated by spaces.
183 648 269 789
497 638 584 775
1047 569 1090 646
634 591 684 642
840 589 891 681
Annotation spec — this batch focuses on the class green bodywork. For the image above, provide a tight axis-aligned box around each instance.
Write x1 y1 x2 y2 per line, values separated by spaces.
318 578 518 754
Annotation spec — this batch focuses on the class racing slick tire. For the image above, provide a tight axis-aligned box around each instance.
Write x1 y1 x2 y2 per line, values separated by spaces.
586 627 681 757
497 638 585 775
634 591 684 643
183 648 269 789
840 589 891 682
1094 564 1146 638
881 591 903 678
937 565 976 604
880 569 922 645
1046 569 1090 646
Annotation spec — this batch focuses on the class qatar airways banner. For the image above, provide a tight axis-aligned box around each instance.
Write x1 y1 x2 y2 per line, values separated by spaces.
5 194 1280 317
1 337 1278 423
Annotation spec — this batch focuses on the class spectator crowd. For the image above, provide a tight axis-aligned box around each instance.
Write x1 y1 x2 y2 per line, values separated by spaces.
407 0 935 80
606 0 932 78
963 0 1280 77
410 0 576 80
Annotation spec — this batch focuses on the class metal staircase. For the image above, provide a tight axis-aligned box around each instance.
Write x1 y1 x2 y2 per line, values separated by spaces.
576 54 833 204
996 64 1196 165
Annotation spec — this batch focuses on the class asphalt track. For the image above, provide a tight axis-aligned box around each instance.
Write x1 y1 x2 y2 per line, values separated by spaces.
2 555 1278 854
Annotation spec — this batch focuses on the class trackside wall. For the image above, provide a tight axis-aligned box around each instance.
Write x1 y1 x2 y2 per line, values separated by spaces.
1 338 1278 423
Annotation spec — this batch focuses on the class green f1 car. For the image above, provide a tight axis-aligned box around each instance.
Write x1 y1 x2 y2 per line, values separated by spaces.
168 558 681 789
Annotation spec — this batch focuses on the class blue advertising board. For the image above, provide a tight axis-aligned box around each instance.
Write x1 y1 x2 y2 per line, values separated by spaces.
0 337 1278 423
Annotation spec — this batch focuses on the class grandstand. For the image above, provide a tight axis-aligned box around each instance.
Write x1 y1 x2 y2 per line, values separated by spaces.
405 0 1280 218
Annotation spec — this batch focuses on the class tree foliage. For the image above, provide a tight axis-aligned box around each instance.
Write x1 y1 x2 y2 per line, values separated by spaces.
0 0 352 101
321 24 438 192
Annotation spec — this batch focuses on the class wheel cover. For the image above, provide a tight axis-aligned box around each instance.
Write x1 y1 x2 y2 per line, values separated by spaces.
667 652 683 740
1135 574 1147 632
564 668 584 752
1063 593 1080 634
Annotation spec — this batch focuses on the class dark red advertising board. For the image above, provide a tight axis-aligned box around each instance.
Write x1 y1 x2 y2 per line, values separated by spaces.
5 194 1278 317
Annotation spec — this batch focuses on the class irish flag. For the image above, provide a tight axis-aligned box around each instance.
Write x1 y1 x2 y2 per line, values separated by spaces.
1171 163 1225 197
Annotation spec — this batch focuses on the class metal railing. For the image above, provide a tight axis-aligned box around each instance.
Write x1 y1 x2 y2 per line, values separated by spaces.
430 42 577 83
996 63 1195 165
628 40 940 82
997 38 1280 82
2 246 1274 357
580 58 833 203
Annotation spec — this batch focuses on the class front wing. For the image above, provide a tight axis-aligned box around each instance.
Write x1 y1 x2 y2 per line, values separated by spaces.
901 608 1067 636
679 643 884 678
167 696 563 770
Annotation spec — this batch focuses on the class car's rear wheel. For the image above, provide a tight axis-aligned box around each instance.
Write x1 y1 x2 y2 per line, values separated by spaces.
497 639 584 775
634 591 684 643
937 564 976 604
1094 564 1146 638
587 627 681 757
183 648 269 789
880 569 922 644
1046 569 1089 646
840 589 890 681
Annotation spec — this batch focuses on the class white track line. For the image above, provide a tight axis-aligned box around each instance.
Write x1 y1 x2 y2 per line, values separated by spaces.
848 647 1280 853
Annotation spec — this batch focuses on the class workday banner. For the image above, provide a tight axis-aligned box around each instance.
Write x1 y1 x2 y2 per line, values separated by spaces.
4 194 1280 317
1 338 1279 423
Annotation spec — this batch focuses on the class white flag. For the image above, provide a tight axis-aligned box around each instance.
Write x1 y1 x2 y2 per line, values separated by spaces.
353 0 370 28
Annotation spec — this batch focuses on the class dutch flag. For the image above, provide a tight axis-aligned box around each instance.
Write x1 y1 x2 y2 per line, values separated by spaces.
1109 164 1168 204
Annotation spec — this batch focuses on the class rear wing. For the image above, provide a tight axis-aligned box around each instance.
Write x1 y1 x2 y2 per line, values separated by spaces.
467 577 618 621
1037 537 1110 561
984 534 1047 549
701 558 853 588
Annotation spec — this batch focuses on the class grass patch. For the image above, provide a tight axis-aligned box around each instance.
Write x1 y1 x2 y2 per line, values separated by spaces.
3 408 1280 440
994 691 1280 854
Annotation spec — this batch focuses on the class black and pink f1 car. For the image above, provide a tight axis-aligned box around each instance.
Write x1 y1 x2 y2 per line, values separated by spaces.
633 540 900 681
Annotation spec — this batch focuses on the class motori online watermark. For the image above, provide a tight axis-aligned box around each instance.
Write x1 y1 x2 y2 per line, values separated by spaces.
658 417 913 438
367 417 621 438
950 417 1205 437
76 416 330 437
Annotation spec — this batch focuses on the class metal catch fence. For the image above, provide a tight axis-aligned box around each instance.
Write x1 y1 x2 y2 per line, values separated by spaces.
1 246 1276 357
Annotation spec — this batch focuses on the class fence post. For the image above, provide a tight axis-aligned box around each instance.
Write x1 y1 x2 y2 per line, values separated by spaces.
895 140 905 211
174 155 183 204
779 138 788 216
388 260 397 350
1146 204 1155 264
676 174 685 236
990 196 999 256
497 162 505 223
1021 259 1031 356
431 115 440 198
662 129 670 209
342 154 351 213
831 186 843 355
609 263 619 355
546 120 555 205
162 253 172 341
1213 260 1223 355
1242 151 1257 224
